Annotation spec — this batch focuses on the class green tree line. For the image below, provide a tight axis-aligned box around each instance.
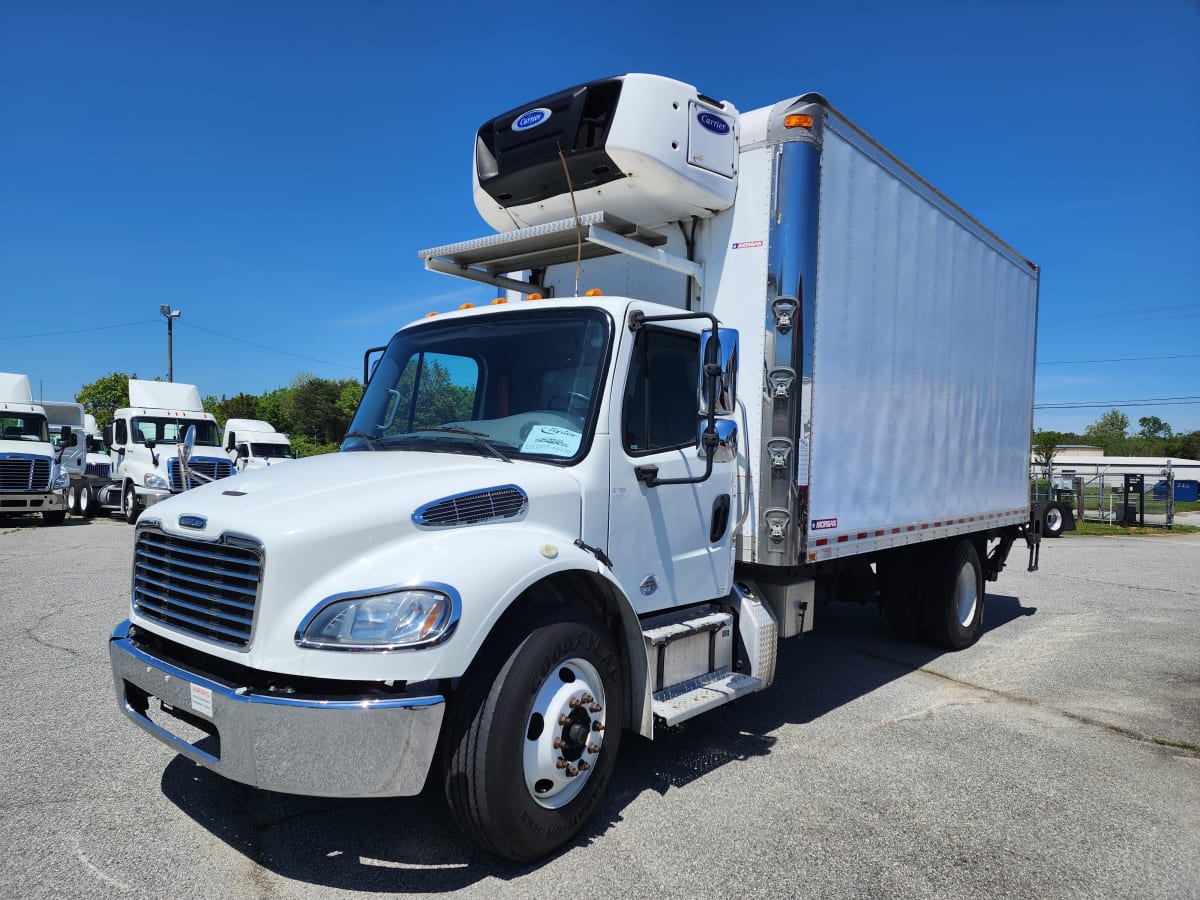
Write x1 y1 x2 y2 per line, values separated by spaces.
75 372 364 458
1034 409 1200 474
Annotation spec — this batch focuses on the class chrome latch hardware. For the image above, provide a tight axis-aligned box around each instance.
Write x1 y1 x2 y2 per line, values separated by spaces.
772 298 798 333
767 438 792 472
764 508 791 543
768 367 795 401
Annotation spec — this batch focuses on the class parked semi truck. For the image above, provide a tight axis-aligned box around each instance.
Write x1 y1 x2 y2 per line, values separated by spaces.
222 418 292 472
98 380 236 523
0 373 69 524
41 400 104 517
110 74 1056 861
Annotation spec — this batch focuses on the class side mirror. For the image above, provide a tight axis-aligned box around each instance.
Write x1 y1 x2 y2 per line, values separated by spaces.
698 328 738 416
62 426 75 447
225 430 236 451
103 424 114 448
697 419 738 463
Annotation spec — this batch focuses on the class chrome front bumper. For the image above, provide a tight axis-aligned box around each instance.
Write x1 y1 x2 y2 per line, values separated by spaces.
109 620 445 797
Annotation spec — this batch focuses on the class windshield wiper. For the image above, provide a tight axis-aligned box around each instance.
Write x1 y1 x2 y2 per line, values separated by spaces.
419 426 512 463
343 430 383 451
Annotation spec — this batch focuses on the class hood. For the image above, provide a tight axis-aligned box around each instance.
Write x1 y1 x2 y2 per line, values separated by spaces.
145 450 584 549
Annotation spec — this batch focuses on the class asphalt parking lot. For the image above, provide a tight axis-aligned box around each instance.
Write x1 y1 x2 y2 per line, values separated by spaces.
2 515 1198 899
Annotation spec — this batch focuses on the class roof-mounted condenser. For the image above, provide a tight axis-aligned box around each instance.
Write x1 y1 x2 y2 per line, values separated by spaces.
473 73 739 232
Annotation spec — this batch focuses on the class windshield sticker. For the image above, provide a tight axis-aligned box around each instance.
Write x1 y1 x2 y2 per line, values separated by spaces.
520 425 581 457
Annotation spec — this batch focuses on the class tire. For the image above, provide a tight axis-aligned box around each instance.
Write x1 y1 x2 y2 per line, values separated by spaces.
877 550 925 641
443 609 623 862
123 483 141 525
41 509 67 526
67 484 79 516
1043 501 1065 538
922 539 984 650
79 485 97 518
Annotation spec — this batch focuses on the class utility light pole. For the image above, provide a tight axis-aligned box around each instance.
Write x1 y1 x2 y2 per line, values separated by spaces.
160 305 181 382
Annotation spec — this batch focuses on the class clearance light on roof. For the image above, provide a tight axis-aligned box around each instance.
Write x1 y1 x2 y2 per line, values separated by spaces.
491 297 507 305
424 312 438 318
458 302 475 310
784 114 813 129
526 293 543 301
585 288 603 296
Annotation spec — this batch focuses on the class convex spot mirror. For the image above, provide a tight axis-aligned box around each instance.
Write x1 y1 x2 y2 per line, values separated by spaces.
698 328 738 417
696 419 738 463
180 425 197 466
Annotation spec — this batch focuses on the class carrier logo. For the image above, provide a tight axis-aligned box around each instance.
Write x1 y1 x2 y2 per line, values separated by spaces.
696 111 731 135
179 514 207 530
512 108 551 131
811 518 838 530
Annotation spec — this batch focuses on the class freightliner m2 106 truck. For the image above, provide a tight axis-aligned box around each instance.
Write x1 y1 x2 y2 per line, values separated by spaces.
99 379 236 523
1 373 69 524
110 74 1055 860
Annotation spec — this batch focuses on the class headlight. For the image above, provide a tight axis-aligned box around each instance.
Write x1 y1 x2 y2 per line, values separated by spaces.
52 472 69 489
143 474 167 489
297 587 458 651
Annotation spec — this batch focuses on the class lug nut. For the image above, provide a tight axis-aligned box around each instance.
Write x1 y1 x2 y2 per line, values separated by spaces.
586 742 600 754
577 760 590 771
558 714 570 725
552 737 565 749
589 703 602 713
592 721 604 732
565 766 579 777
580 693 593 704
569 697 581 709
555 758 569 769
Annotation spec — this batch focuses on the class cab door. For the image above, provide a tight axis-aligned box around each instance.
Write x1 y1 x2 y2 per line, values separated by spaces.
606 321 736 614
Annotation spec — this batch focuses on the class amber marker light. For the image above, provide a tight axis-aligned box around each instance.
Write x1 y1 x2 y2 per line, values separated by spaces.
785 114 813 129
424 311 438 318
491 297 507 305
526 293 543 300
458 302 475 310
585 288 603 296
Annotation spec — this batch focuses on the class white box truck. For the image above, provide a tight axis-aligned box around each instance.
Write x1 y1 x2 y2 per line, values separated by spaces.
1 373 69 524
110 74 1057 861
222 418 292 472
99 379 236 523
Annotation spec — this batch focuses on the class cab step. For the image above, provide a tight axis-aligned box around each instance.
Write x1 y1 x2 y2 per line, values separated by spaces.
652 669 763 727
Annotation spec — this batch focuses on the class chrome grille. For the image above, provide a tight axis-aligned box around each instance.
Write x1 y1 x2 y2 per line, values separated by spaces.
413 485 528 528
133 528 263 648
0 455 51 492
85 461 112 478
168 457 235 491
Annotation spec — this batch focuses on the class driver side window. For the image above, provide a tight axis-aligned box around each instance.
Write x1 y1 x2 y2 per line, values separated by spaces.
622 329 699 455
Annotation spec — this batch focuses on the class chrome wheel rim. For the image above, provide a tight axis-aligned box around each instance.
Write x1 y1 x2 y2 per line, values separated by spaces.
523 657 607 809
955 562 978 627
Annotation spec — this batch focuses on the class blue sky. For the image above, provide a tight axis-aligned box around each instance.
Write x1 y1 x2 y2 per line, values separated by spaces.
2 1 1198 437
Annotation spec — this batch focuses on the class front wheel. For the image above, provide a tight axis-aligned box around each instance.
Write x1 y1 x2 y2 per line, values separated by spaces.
1043 501 1065 538
123 483 141 525
443 609 623 862
67 484 79 516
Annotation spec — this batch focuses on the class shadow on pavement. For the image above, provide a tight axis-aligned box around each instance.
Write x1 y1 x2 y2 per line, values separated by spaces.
158 590 1033 891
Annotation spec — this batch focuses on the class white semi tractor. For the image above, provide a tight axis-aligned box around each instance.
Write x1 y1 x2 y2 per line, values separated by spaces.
0 373 69 524
98 380 237 523
110 74 1058 860
41 400 110 517
222 418 292 472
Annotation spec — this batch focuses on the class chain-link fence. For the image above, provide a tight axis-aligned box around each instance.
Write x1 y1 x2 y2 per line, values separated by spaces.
1030 463 1200 528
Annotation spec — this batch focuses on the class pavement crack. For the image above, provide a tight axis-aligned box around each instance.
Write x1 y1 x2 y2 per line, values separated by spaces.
857 647 1200 757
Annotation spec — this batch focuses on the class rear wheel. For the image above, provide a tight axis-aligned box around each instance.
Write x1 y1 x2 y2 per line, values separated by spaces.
922 539 984 650
443 609 623 862
1043 502 1065 538
79 485 96 518
67 484 79 516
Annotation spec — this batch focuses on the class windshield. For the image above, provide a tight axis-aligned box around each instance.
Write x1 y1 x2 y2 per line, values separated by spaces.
249 443 289 458
1 413 50 443
131 416 220 447
344 308 611 464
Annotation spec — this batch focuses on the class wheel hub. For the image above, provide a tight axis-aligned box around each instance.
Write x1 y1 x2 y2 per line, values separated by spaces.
524 658 606 809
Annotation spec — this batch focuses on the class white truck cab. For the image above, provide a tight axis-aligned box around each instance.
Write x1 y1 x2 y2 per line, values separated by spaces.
222 418 292 472
101 380 235 523
0 373 69 524
110 74 1055 861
